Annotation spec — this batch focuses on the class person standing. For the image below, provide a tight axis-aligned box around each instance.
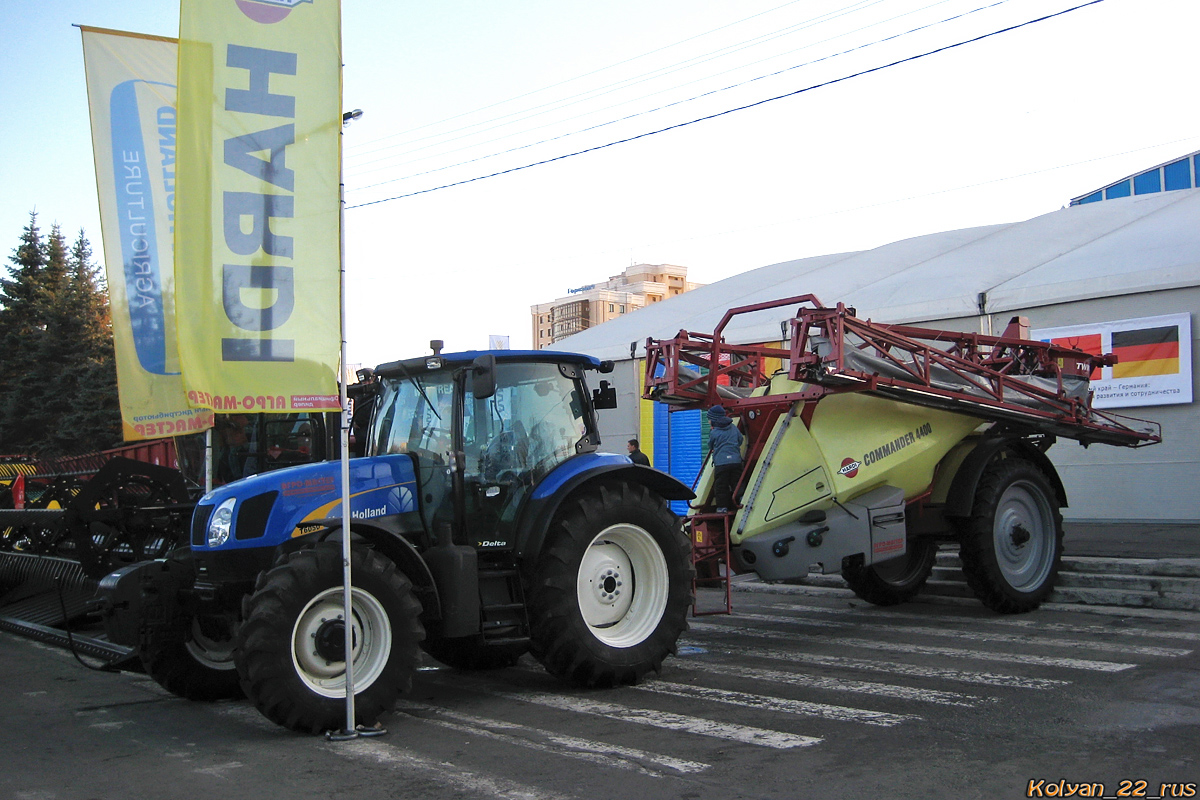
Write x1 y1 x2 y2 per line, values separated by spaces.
627 439 651 466
707 406 742 513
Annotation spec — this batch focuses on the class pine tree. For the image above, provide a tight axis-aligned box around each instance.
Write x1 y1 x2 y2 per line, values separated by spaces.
50 231 121 453
0 215 122 455
0 212 51 453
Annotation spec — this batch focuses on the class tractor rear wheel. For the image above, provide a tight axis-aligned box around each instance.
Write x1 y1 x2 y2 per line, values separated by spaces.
841 537 937 606
421 636 528 670
528 481 692 688
235 541 424 733
142 615 243 701
957 456 1063 613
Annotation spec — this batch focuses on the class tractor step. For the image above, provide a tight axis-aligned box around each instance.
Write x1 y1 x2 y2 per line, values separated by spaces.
482 602 525 612
481 635 530 647
478 568 519 579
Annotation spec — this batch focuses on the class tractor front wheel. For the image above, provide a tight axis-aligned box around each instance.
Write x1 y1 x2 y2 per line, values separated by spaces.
235 541 424 733
841 537 937 606
528 481 692 687
957 456 1063 613
142 614 243 701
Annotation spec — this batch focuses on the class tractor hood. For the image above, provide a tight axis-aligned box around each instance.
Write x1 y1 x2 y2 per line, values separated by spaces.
194 455 419 552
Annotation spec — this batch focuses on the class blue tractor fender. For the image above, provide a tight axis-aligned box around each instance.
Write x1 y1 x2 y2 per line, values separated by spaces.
298 521 443 624
513 452 695 565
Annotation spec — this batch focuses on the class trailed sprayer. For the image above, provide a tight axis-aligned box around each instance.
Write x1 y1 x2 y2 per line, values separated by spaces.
643 296 1160 614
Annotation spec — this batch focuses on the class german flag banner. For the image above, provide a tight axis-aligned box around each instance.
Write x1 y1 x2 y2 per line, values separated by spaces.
175 0 342 414
1033 313 1192 409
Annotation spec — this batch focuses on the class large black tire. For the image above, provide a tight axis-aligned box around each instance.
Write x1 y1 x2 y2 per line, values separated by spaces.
141 615 243 701
234 542 424 734
421 636 528 670
841 537 937 606
957 456 1063 613
528 481 693 688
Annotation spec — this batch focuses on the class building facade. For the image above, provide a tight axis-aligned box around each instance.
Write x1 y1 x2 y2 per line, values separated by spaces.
531 264 702 349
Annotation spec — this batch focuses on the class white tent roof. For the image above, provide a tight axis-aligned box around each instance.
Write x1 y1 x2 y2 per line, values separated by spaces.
548 188 1200 361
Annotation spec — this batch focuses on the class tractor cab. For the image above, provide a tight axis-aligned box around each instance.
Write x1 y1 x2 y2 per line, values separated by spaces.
364 349 614 548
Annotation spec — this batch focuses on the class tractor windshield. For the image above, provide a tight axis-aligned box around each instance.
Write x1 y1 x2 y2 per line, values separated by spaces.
370 371 456 462
464 361 589 486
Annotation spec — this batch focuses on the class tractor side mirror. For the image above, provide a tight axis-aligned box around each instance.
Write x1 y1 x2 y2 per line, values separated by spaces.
591 380 617 410
471 354 496 400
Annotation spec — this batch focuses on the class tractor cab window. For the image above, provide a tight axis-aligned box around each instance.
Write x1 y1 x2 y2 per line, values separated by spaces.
464 361 588 487
261 414 322 468
371 371 456 463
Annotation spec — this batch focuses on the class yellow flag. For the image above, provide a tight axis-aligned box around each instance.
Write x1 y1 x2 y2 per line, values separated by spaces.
175 0 341 414
81 26 215 440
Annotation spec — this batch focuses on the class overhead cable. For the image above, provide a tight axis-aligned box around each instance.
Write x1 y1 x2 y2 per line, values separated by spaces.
347 0 1107 210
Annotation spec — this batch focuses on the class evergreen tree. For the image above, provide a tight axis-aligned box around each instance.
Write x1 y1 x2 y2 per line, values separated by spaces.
51 231 121 453
0 212 50 453
0 214 122 455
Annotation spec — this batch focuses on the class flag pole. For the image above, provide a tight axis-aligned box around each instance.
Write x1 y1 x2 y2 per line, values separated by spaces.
333 108 364 740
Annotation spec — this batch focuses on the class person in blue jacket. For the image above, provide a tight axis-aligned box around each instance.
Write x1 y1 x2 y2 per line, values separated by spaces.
707 405 743 513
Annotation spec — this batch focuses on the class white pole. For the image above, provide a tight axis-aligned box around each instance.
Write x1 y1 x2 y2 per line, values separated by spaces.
204 428 213 495
337 111 359 735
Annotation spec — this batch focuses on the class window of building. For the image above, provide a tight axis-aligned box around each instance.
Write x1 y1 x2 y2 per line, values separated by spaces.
608 303 614 312
1099 181 1128 200
1133 169 1161 195
1164 159 1192 191
1105 181 1131 200
619 304 625 313
1076 191 1103 205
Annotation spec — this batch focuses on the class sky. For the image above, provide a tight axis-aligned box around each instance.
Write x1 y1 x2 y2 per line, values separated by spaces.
1 0 1198 369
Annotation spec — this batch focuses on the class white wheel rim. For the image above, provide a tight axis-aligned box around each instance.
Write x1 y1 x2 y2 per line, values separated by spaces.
576 523 669 648
290 587 392 698
993 479 1055 592
184 617 236 671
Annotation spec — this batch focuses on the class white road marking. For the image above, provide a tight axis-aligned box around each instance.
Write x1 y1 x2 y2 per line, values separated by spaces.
496 691 821 749
634 681 917 726
982 617 1200 643
748 607 1192 656
395 703 709 775
193 762 245 778
335 739 576 800
88 721 133 731
689 620 1138 671
771 602 1200 642
674 660 986 707
684 642 1069 689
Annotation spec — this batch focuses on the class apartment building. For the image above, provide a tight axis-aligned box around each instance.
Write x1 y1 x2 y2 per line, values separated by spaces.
531 263 702 349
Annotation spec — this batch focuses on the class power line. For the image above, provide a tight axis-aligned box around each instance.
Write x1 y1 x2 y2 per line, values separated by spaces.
347 0 893 167
346 0 950 178
346 0 820 153
347 0 1002 190
492 134 1200 275
347 0 1107 210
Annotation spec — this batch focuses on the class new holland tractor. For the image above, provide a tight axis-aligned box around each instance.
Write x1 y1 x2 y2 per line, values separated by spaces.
643 296 1161 615
99 347 694 733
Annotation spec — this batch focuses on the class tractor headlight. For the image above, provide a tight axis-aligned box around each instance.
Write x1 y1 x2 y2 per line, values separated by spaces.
207 497 236 547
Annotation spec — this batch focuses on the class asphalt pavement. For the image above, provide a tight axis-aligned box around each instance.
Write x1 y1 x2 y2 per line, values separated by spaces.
4 586 1197 800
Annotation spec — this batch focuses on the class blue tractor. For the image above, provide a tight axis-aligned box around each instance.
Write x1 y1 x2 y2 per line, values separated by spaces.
99 347 694 733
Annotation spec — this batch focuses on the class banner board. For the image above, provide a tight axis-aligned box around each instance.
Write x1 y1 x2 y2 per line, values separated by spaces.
81 26 215 440
1033 313 1193 408
175 0 342 413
